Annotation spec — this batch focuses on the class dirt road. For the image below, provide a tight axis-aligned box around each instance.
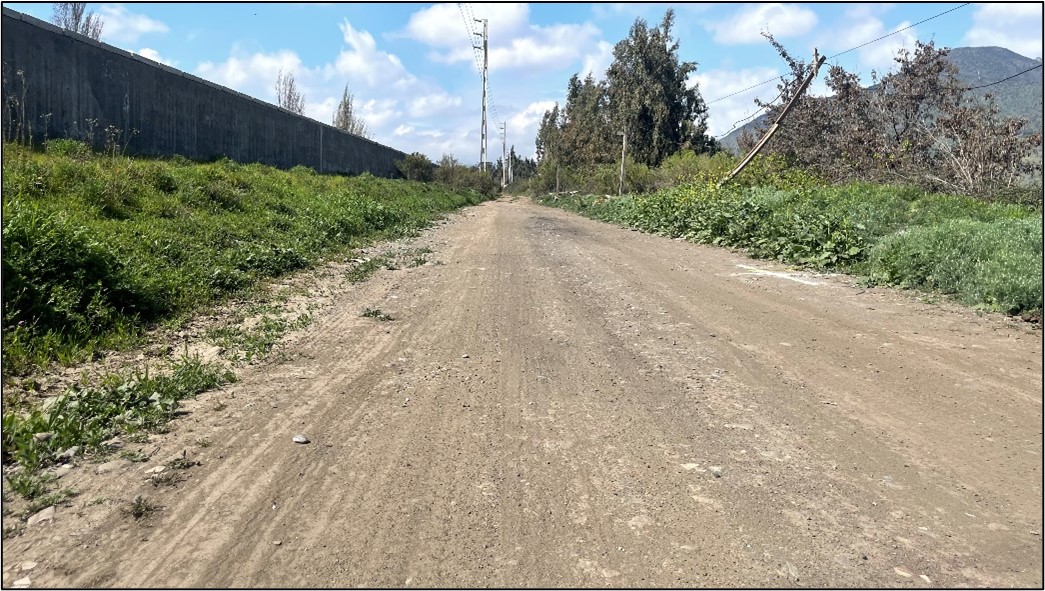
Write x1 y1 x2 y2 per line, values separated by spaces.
4 197 1042 588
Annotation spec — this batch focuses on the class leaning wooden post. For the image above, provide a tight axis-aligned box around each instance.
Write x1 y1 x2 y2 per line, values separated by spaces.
718 49 827 188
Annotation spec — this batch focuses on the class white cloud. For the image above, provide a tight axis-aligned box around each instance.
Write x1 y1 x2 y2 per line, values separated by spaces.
963 3 1043 59
359 98 400 129
580 41 614 80
827 7 918 75
690 67 781 137
189 16 486 162
487 23 601 72
135 47 176 67
403 3 603 72
196 48 305 101
98 4 169 44
304 96 338 125
407 92 463 117
404 3 528 49
325 20 417 89
705 3 817 45
507 100 557 158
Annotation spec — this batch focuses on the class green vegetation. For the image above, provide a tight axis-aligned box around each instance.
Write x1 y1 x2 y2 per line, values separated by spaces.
2 141 489 375
361 307 394 322
537 163 1042 319
1 354 234 472
205 312 313 363
124 495 159 521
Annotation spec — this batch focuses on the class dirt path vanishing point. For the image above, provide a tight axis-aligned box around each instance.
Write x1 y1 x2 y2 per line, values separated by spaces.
3 197 1041 588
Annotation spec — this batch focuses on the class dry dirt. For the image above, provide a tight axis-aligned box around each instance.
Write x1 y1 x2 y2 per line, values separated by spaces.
2 197 1042 588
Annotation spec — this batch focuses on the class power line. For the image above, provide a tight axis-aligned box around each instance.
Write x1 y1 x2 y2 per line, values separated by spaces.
828 3 969 60
457 3 483 75
704 3 970 105
714 88 786 140
712 61 1042 141
959 64 1043 90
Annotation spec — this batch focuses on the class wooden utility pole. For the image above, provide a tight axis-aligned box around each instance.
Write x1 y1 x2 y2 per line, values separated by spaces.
719 49 826 187
618 130 627 196
501 122 507 188
474 19 488 171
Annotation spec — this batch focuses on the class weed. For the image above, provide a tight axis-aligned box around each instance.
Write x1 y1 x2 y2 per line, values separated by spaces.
5 470 52 500
2 143 488 374
167 454 200 470
124 495 159 521
538 180 1042 317
25 488 76 515
346 256 390 284
1 355 234 471
194 437 211 448
361 308 395 322
124 431 150 444
119 449 150 463
150 471 184 487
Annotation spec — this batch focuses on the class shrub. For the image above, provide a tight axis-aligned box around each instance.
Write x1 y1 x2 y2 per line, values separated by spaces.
1 143 491 374
861 219 1042 315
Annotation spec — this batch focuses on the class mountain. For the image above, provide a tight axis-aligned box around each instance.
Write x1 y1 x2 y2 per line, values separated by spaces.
717 46 1044 155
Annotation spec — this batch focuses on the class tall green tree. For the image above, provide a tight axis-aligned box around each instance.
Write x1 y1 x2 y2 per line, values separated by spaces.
560 73 616 167
535 103 562 164
332 84 371 138
605 9 714 167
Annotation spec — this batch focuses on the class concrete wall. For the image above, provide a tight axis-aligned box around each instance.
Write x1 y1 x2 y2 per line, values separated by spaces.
1 8 406 177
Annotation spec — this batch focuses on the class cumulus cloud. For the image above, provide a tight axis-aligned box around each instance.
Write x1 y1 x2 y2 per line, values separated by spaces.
196 47 306 101
303 96 338 125
580 40 614 79
98 4 169 44
403 3 603 73
690 67 781 137
358 98 401 129
325 20 417 89
705 3 817 45
507 100 558 158
826 7 918 75
188 13 512 162
963 3 1043 59
407 92 463 118
135 47 176 67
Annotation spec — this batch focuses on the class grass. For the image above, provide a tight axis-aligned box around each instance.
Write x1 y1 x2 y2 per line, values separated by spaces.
1 354 235 472
124 495 159 521
2 141 490 375
346 255 396 283
205 312 313 363
361 307 395 322
537 174 1042 318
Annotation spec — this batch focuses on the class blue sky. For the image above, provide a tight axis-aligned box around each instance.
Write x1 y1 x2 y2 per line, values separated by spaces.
6 2 1042 164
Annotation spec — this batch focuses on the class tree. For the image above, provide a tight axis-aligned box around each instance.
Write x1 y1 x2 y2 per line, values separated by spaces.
535 103 562 164
51 2 103 40
559 73 616 168
605 9 714 167
742 35 1042 198
332 84 370 138
275 70 306 115
395 152 435 182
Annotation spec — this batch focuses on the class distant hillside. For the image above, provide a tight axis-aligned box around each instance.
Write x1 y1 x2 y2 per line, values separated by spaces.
718 46 1044 154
